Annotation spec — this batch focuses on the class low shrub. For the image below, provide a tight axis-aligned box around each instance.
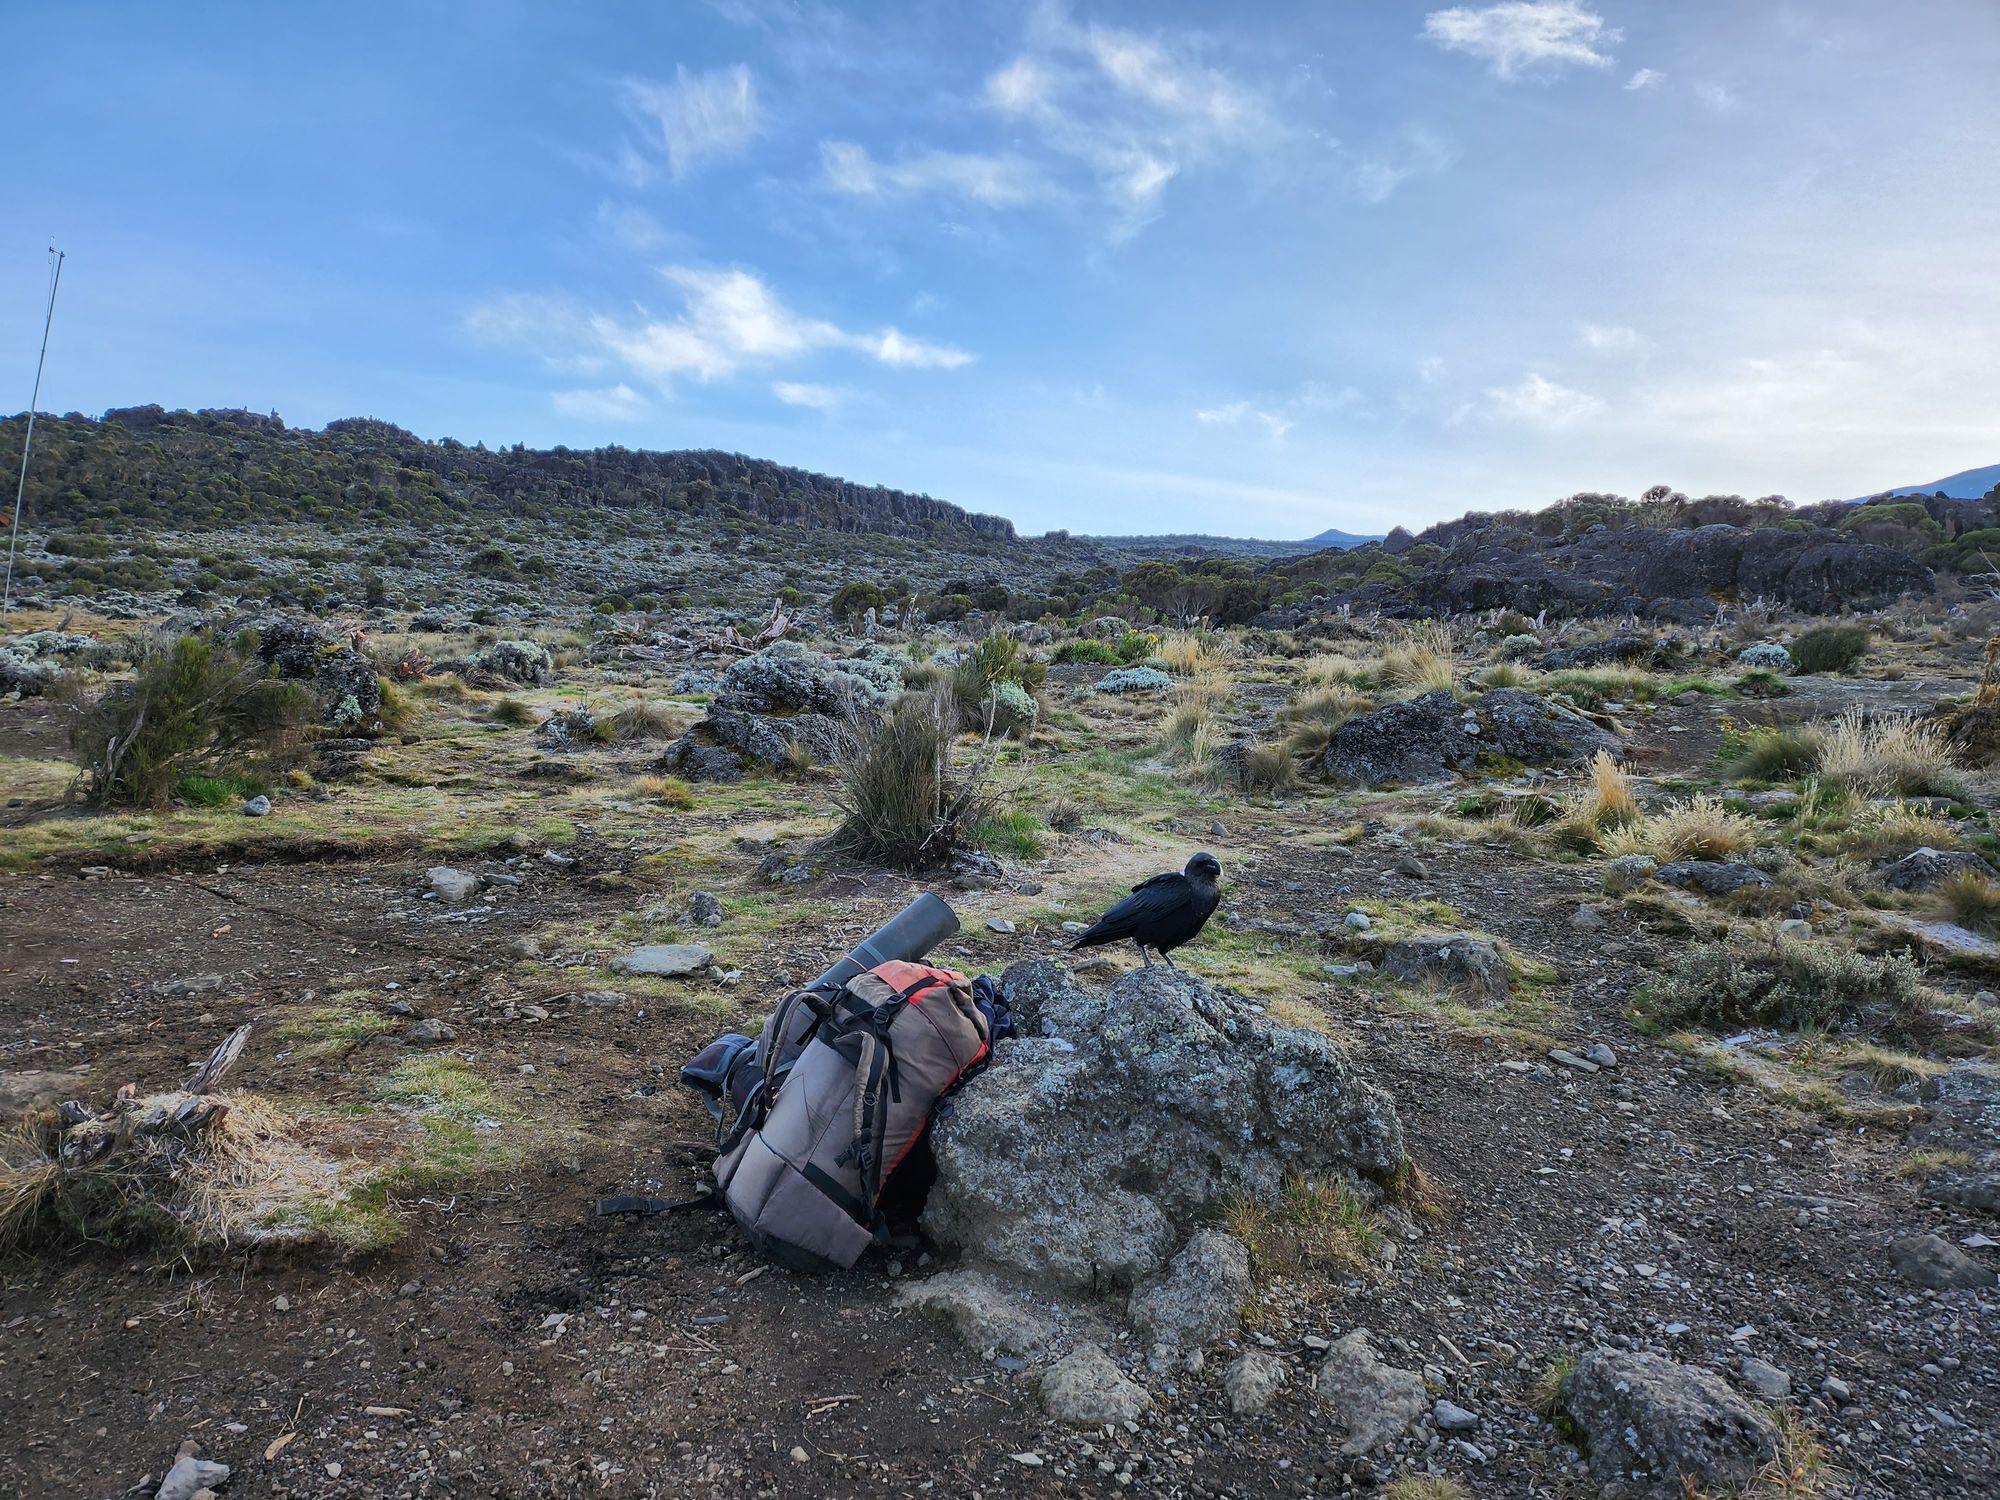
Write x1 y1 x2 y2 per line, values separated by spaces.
1718 722 1823 781
634 774 695 809
1637 939 1933 1038
489 696 539 728
1628 793 1758 862
1054 639 1119 665
1790 623 1870 675
971 808 1044 859
1938 869 2000 935
69 635 313 808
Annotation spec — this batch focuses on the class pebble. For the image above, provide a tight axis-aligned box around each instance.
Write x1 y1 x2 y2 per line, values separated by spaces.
790 1447 810 1463
1585 1042 1618 1068
1009 1452 1045 1467
1434 1398 1479 1431
986 919 1016 934
1823 1376 1852 1404
242 795 271 817
1344 911 1371 931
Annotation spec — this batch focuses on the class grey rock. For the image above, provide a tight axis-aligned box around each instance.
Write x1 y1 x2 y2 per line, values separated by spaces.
927 961 1404 1290
1821 1376 1852 1404
1563 1349 1780 1500
1569 903 1604 931
1222 1350 1288 1416
242 794 272 817
685 891 725 928
717 640 893 716
1586 1042 1619 1068
1549 1047 1600 1073
1319 687 1621 787
1127 1230 1250 1350
426 865 480 903
1654 860 1774 896
1314 1330 1427 1456
1888 1233 1997 1290
578 990 625 1008
406 1018 456 1044
986 918 1017 935
894 1269 1054 1356
1382 933 1510 1002
1039 1344 1149 1427
656 736 744 783
1776 918 1813 940
1604 853 1659 892
1739 1356 1792 1400
1741 788 1800 811
610 943 714 978
156 1450 231 1500
1433 1398 1480 1431
1878 846 1994 892
1344 911 1371 931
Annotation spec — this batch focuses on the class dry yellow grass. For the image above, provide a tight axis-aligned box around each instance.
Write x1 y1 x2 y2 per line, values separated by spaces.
1157 632 1226 676
1300 651 1370 689
1603 793 1757 862
1550 750 1639 848
1377 634 1456 697
1816 708 1966 797
634 774 696 809
1158 672 1232 764
1280 682 1369 759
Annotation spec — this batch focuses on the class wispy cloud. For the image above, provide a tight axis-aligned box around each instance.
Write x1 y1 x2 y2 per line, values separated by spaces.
1422 2 1619 81
772 380 844 412
620 65 764 180
594 201 679 254
553 383 648 422
1625 67 1665 91
1354 128 1457 204
1580 322 1648 355
820 142 1045 207
981 13 1280 232
1197 400 1294 439
1693 80 1739 114
468 265 971 392
1484 371 1603 427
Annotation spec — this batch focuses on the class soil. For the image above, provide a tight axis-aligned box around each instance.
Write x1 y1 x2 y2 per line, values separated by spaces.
4 678 1998 1499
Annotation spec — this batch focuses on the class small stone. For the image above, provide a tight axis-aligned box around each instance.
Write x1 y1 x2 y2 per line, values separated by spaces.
1888 1233 1996 1290
1549 1047 1600 1073
510 935 543 958
426 866 480 903
1740 1357 1792 1400
1222 1350 1288 1416
1393 855 1428 879
610 943 714 978
1585 1042 1618 1068
790 1447 809 1464
1821 1376 1852 1404
1777 918 1812 940
1433 1398 1479 1431
986 919 1017 935
273 1295 290 1311
685 891 725 928
406 1018 456 1044
1039 1344 1149 1427
242 795 271 817
1344 911 1371 931
1569 904 1604 931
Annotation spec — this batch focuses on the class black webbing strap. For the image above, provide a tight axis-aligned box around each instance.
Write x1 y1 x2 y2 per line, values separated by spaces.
593 1189 718 1218
800 1162 870 1224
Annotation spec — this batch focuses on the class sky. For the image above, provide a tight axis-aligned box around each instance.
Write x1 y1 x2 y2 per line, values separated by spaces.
3 1 1997 538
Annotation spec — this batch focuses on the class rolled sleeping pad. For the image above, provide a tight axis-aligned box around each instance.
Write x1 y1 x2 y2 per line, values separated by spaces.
805 892 960 997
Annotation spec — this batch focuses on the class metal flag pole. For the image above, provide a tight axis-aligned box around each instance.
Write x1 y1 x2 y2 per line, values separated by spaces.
3 246 66 626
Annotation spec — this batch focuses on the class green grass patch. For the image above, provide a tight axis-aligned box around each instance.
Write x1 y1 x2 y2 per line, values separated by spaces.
276 1006 399 1056
972 809 1046 859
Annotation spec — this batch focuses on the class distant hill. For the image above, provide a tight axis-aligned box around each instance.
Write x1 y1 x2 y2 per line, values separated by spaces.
1857 463 2000 501
1086 528 1378 558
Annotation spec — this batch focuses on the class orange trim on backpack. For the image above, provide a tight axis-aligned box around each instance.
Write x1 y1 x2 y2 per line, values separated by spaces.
868 959 968 1002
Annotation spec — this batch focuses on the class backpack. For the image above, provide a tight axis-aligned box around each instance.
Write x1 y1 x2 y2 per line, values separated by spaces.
689 960 991 1271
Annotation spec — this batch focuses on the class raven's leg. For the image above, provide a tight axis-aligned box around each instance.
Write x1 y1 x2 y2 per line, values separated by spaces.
1161 950 1178 969
1136 941 1153 968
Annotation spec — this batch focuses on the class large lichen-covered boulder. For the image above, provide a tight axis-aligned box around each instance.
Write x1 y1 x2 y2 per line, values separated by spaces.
924 960 1404 1291
1563 1349 1780 1500
1319 687 1620 786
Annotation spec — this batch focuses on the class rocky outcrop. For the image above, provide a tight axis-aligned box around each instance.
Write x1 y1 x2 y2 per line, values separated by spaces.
659 641 889 774
1318 688 1620 786
1654 860 1775 896
924 961 1404 1291
1563 1349 1780 1499
1382 933 1511 1002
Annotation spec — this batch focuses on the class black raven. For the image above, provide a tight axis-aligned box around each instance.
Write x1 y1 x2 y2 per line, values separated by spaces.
1069 853 1222 968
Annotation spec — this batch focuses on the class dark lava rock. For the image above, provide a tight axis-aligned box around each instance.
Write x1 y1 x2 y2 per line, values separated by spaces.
1318 688 1620 786
1878 846 1994 892
1653 860 1775 895
1888 1233 1997 1290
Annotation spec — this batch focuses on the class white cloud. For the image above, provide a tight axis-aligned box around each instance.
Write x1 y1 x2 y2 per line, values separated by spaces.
595 201 677 253
1625 67 1665 91
1484 372 1603 427
553 383 648 422
1580 322 1648 354
772 380 844 412
1693 80 1739 114
1196 400 1292 439
469 265 971 392
1422 2 1619 81
1354 128 1457 204
981 14 1278 230
820 142 1044 207
621 65 763 179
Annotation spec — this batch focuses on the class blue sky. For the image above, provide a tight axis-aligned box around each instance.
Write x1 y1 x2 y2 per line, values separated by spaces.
4 1 1996 537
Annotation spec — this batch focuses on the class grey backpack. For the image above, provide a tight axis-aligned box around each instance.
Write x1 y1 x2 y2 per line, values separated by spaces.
709 960 990 1271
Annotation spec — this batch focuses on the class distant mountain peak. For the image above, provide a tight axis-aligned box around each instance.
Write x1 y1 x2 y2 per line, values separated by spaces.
1857 462 2000 502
